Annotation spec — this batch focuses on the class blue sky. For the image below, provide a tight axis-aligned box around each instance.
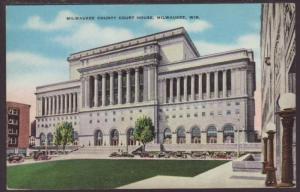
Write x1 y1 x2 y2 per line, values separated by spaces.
6 4 262 127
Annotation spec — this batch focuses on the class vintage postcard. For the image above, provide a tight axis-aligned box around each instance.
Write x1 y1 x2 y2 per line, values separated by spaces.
5 2 296 190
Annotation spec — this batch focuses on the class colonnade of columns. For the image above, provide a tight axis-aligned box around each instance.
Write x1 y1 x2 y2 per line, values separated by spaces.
82 65 155 108
164 69 239 103
40 93 78 116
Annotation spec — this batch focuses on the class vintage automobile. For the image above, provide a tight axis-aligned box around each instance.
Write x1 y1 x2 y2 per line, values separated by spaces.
7 154 25 163
33 152 51 161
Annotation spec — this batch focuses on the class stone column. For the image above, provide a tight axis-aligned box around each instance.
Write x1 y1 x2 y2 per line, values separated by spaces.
183 76 187 101
64 94 68 114
94 75 98 107
191 75 195 101
56 95 59 114
110 72 114 105
118 71 122 104
81 78 85 108
242 69 247 96
176 77 180 102
169 78 173 103
214 71 218 98
52 96 55 114
102 74 106 106
223 70 227 98
135 68 139 103
76 93 79 112
49 96 52 115
162 79 167 103
198 74 202 100
126 69 131 103
59 95 62 114
45 97 48 115
47 97 50 115
206 72 210 99
73 93 76 112
85 77 90 108
148 66 151 100
231 69 235 97
68 94 72 113
153 65 157 100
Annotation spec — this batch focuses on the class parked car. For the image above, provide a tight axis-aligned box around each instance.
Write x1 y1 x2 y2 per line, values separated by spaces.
33 152 51 161
8 154 24 163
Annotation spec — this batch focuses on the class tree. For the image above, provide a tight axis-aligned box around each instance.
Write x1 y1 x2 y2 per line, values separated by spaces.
54 122 74 154
134 116 155 152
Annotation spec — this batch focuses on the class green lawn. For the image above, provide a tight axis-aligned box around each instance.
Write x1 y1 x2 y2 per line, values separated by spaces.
7 159 228 189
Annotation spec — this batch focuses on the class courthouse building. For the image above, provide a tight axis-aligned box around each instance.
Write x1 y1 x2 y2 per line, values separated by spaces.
35 27 256 148
261 3 296 181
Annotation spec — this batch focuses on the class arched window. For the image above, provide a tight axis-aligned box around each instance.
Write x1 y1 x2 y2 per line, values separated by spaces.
110 129 119 146
94 130 103 146
191 127 201 144
127 128 135 146
207 126 217 144
223 125 234 143
40 133 46 146
47 133 53 145
177 127 186 144
163 128 172 144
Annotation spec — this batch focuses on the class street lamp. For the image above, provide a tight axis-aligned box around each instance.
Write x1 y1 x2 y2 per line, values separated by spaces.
262 132 268 174
265 122 277 186
276 93 296 187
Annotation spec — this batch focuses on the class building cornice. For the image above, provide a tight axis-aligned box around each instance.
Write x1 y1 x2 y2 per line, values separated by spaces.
77 53 161 73
67 27 199 62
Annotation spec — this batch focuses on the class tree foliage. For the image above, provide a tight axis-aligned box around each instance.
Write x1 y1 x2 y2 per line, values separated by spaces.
134 116 155 151
54 122 74 153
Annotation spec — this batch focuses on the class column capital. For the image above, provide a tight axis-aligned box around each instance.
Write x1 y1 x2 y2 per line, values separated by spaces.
126 68 131 73
118 70 122 75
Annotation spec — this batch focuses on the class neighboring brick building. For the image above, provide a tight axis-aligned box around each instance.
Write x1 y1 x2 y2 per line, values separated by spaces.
6 101 31 154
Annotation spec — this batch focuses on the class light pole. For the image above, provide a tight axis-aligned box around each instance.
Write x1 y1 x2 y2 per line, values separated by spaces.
262 132 268 174
265 123 277 186
276 93 296 187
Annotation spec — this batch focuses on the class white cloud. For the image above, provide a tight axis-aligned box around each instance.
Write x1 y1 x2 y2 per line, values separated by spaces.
146 18 212 33
7 51 65 67
53 22 135 51
24 10 77 31
195 34 260 55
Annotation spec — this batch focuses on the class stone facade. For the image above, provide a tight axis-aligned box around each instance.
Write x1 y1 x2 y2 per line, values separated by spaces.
35 27 256 149
261 3 296 181
6 101 31 153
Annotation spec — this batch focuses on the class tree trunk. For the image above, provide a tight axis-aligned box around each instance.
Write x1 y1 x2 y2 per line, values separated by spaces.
143 144 146 153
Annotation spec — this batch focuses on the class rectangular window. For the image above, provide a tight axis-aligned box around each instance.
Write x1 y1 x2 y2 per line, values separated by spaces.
202 112 205 116
226 110 231 115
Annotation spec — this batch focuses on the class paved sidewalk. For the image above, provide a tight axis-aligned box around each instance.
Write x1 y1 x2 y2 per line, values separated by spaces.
118 161 266 189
